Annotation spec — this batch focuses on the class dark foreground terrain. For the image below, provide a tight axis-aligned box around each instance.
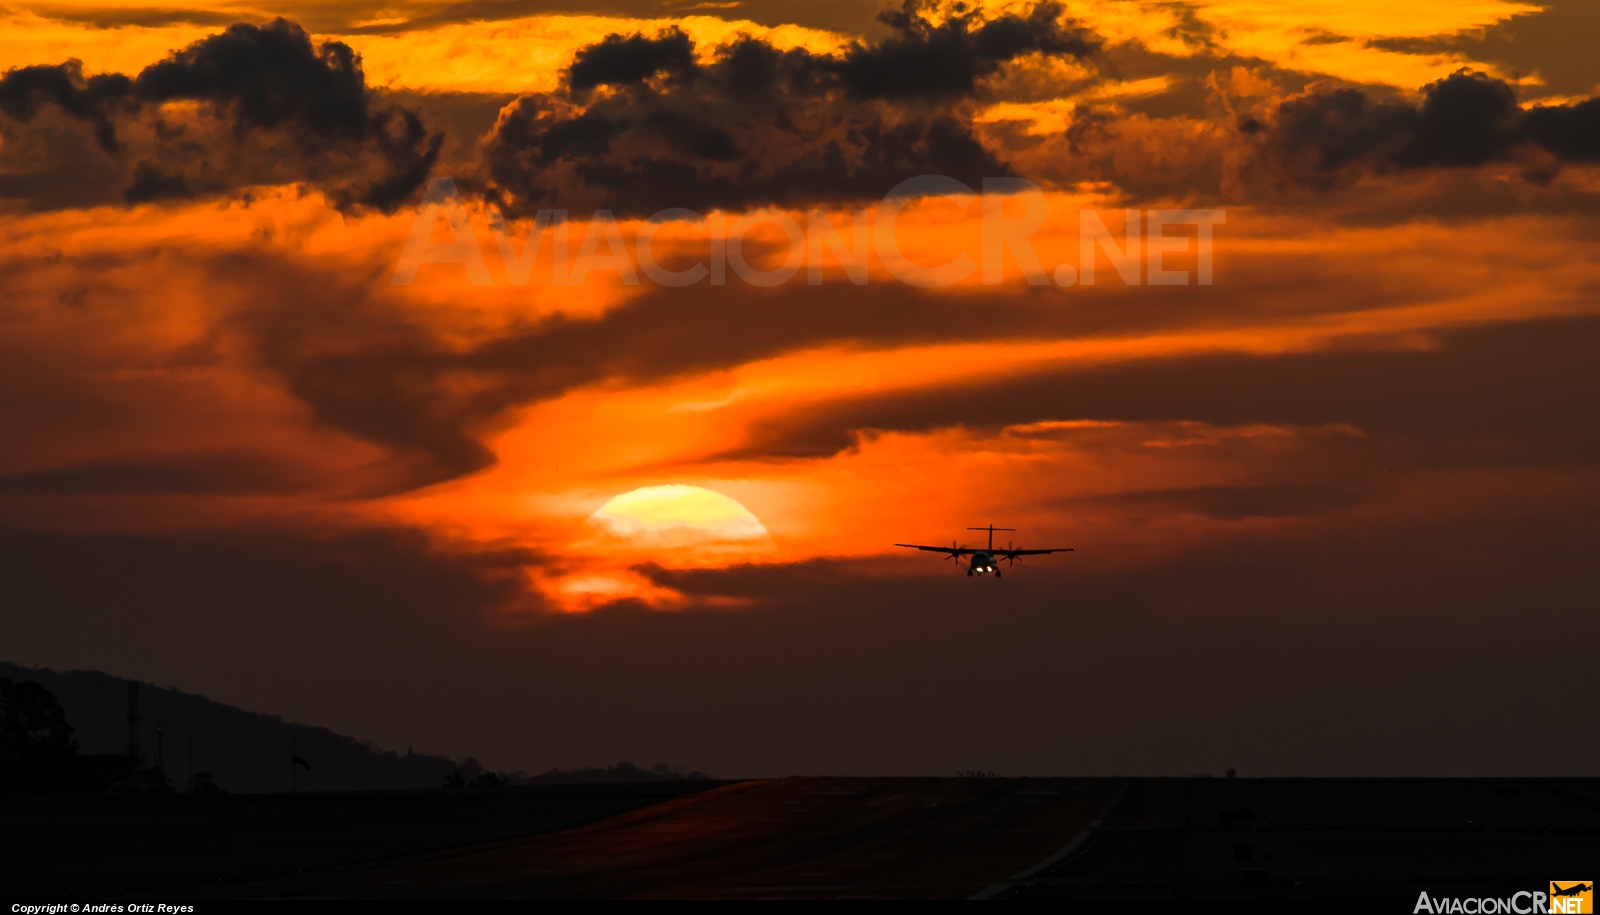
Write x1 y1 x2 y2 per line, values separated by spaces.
7 778 1597 901
0 781 721 897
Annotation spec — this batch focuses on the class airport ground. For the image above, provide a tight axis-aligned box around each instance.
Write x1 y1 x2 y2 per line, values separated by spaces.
4 777 1596 901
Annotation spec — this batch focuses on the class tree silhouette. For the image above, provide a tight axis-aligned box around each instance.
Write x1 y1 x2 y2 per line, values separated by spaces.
0 677 81 795
0 677 171 795
185 771 224 794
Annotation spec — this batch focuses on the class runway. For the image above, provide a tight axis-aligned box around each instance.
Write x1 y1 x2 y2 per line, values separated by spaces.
205 777 1123 899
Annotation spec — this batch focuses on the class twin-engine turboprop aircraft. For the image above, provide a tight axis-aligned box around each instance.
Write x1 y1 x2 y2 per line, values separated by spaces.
894 525 1073 577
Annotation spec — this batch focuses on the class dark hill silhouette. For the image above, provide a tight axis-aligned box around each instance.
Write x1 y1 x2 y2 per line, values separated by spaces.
1 663 713 794
0 662 467 793
520 761 709 784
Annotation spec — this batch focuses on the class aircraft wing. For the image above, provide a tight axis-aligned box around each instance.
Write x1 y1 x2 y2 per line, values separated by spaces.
1001 548 1075 556
894 543 977 555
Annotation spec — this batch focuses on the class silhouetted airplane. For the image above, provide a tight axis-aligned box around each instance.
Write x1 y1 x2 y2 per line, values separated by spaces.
1551 883 1592 897
895 525 1073 577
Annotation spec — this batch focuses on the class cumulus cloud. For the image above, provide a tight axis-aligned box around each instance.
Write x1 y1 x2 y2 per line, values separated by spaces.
0 59 133 155
836 0 1098 101
0 19 441 211
1262 69 1600 181
480 1 1100 216
566 26 700 95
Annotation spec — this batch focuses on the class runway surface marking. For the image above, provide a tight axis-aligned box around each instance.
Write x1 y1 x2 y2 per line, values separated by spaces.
969 780 1129 900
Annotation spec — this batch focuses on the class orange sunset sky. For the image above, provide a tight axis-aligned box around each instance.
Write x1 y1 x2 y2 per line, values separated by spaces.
3 0 1598 777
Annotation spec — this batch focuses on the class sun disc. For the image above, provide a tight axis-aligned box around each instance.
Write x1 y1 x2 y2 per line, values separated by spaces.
590 484 768 544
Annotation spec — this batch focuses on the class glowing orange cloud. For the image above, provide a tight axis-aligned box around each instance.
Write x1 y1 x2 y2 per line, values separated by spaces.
6 164 1600 614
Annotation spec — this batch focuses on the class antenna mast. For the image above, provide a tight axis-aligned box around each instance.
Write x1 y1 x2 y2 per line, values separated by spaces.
125 682 142 760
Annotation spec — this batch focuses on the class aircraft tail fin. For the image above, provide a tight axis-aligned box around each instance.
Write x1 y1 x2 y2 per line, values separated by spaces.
967 525 1016 549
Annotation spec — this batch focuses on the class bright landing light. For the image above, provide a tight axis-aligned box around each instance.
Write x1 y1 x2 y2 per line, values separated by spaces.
590 484 769 546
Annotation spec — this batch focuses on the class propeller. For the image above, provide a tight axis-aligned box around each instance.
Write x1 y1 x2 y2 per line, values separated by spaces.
945 539 966 570
1006 540 1023 567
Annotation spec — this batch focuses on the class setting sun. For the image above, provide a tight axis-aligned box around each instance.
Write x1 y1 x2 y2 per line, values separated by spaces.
590 485 770 546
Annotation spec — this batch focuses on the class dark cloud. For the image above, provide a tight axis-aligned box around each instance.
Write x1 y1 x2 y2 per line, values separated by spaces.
0 109 128 208
211 242 1600 490
0 20 441 211
481 3 1098 216
199 252 1219 488
975 37 1333 203
8 240 1157 493
134 20 373 139
0 452 320 497
567 26 699 94
1300 31 1352 47
223 261 1054 487
835 0 1099 101
724 315 1600 466
212 253 499 491
0 60 132 154
122 161 191 203
28 6 247 30
320 0 887 38
1523 97 1600 162
1267 70 1600 180
1365 0 1600 99
1071 483 1368 521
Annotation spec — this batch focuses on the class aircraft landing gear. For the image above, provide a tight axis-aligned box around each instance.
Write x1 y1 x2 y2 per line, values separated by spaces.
967 569 973 576
995 570 1002 578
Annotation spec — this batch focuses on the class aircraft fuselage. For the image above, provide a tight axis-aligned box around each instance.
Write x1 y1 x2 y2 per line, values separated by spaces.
969 551 998 575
